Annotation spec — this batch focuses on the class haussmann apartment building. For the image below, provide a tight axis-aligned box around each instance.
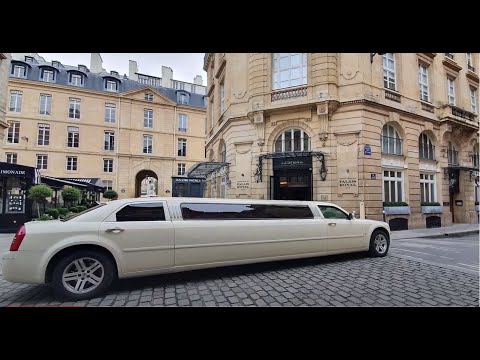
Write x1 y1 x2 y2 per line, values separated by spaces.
2 53 207 200
200 53 479 230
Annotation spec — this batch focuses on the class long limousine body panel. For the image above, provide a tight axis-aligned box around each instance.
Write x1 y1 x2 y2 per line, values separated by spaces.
2 197 391 300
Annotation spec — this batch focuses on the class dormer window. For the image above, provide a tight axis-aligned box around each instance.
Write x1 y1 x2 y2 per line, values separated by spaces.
12 64 26 78
68 72 84 87
78 65 88 72
41 68 55 83
52 61 61 68
105 79 118 92
24 56 34 63
177 92 189 105
110 71 119 77
145 93 153 101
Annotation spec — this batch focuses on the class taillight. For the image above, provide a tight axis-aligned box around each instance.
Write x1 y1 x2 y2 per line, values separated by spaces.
10 225 26 251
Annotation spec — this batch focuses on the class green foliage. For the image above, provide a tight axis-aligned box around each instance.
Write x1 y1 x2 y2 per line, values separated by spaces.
103 190 118 200
76 205 87 212
61 186 81 204
421 202 441 206
46 208 60 219
35 214 54 221
383 202 409 207
69 206 79 213
57 208 69 216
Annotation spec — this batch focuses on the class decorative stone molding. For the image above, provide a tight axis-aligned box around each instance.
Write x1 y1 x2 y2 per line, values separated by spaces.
248 111 266 149
316 100 339 147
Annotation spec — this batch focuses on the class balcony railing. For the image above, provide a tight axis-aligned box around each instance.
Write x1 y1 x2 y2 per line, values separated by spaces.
178 128 187 132
419 145 436 160
421 102 434 113
271 86 307 102
381 136 403 155
385 89 401 103
451 106 478 122
445 53 454 60
447 150 458 165
274 138 311 153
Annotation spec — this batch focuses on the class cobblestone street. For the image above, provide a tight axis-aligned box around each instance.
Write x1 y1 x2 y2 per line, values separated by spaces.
0 250 478 307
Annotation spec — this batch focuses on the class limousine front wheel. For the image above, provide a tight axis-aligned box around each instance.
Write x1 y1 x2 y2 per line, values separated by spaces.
51 250 115 301
369 230 390 257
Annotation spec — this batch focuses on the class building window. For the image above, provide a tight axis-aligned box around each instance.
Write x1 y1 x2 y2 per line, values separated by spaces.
25 56 34 63
6 153 17 164
138 74 161 87
178 138 187 156
68 98 81 119
272 53 307 90
104 131 115 151
37 123 50 146
12 65 26 78
274 129 310 152
70 73 83 87
419 133 435 160
67 126 79 148
447 142 458 165
78 65 87 72
471 87 477 114
178 163 186 176
144 109 153 128
66 156 78 171
9 90 22 112
143 135 153 154
6 121 20 144
418 64 429 102
420 173 436 204
210 96 215 128
447 78 456 106
102 180 113 191
105 103 116 123
178 92 189 105
174 81 186 91
41 69 55 83
36 154 48 170
52 61 60 68
220 81 225 114
472 145 479 168
105 80 118 92
103 158 113 172
381 124 402 155
178 114 187 132
383 170 404 203
39 94 52 115
383 53 396 91
466 53 474 71
145 93 153 101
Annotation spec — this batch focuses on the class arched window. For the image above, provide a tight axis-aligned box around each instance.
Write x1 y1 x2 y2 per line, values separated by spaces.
274 129 310 152
419 133 435 160
447 141 458 165
473 144 479 168
381 124 402 155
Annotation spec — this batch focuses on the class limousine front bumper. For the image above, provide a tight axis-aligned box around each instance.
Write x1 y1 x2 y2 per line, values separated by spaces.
2 251 46 284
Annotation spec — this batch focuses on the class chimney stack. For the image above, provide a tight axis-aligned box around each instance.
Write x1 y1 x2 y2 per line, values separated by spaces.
194 75 203 86
162 66 173 88
129 60 138 81
90 53 103 73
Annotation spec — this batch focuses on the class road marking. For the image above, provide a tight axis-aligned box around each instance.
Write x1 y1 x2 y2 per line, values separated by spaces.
393 248 455 259
391 254 479 275
457 263 480 269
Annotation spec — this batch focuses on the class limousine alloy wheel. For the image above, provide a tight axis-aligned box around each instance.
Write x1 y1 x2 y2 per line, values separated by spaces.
369 230 390 257
51 250 116 301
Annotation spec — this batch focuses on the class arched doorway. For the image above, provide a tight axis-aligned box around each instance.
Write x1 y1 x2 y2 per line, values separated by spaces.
135 170 158 197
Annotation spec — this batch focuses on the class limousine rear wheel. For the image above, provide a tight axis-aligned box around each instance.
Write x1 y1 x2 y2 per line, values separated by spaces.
369 230 390 257
51 250 115 301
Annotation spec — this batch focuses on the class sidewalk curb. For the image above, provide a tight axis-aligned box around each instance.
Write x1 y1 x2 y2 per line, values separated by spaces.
394 229 479 240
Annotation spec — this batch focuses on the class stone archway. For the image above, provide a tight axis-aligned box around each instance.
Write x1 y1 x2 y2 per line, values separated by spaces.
135 170 158 197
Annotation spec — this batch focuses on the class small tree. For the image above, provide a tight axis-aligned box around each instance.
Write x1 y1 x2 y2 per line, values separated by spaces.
61 186 81 208
28 184 53 218
103 190 118 201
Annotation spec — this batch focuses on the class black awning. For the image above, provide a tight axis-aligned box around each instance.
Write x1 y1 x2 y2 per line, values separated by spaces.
41 176 88 190
186 162 229 179
57 177 106 192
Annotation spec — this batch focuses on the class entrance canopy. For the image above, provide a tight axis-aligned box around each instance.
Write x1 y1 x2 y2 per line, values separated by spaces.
41 175 88 190
186 161 229 179
254 151 328 182
57 177 106 192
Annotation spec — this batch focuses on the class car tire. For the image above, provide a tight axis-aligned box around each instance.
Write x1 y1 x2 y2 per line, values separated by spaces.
51 249 116 301
368 229 390 257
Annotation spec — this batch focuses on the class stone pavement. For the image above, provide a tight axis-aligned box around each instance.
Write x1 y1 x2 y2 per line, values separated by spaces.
391 223 479 240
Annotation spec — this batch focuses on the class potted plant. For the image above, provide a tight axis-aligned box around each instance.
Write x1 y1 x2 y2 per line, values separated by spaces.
103 190 118 201
421 202 443 214
383 201 410 215
28 184 54 218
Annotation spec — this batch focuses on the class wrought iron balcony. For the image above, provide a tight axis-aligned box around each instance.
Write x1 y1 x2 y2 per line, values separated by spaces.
271 86 307 102
178 127 187 132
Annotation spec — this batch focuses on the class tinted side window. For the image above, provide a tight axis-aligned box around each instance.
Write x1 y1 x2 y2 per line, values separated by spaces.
181 203 313 220
116 203 166 222
318 206 348 220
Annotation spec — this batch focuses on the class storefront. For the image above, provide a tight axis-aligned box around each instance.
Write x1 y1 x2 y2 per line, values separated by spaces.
172 177 204 198
0 162 38 233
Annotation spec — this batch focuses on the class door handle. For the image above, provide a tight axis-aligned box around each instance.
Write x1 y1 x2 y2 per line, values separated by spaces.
105 228 125 233
328 223 336 227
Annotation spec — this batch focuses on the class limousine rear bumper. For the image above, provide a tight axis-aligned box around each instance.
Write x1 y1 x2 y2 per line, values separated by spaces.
2 251 45 284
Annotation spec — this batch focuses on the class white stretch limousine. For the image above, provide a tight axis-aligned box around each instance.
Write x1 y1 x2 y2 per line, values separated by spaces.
2 197 391 300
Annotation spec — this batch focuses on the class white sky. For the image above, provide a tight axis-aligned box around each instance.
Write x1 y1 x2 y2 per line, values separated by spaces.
39 53 207 85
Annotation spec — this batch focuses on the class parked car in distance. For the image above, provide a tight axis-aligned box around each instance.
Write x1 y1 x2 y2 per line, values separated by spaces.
2 197 391 301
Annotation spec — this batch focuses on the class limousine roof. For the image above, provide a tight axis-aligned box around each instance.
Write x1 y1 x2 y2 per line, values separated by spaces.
105 197 336 207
